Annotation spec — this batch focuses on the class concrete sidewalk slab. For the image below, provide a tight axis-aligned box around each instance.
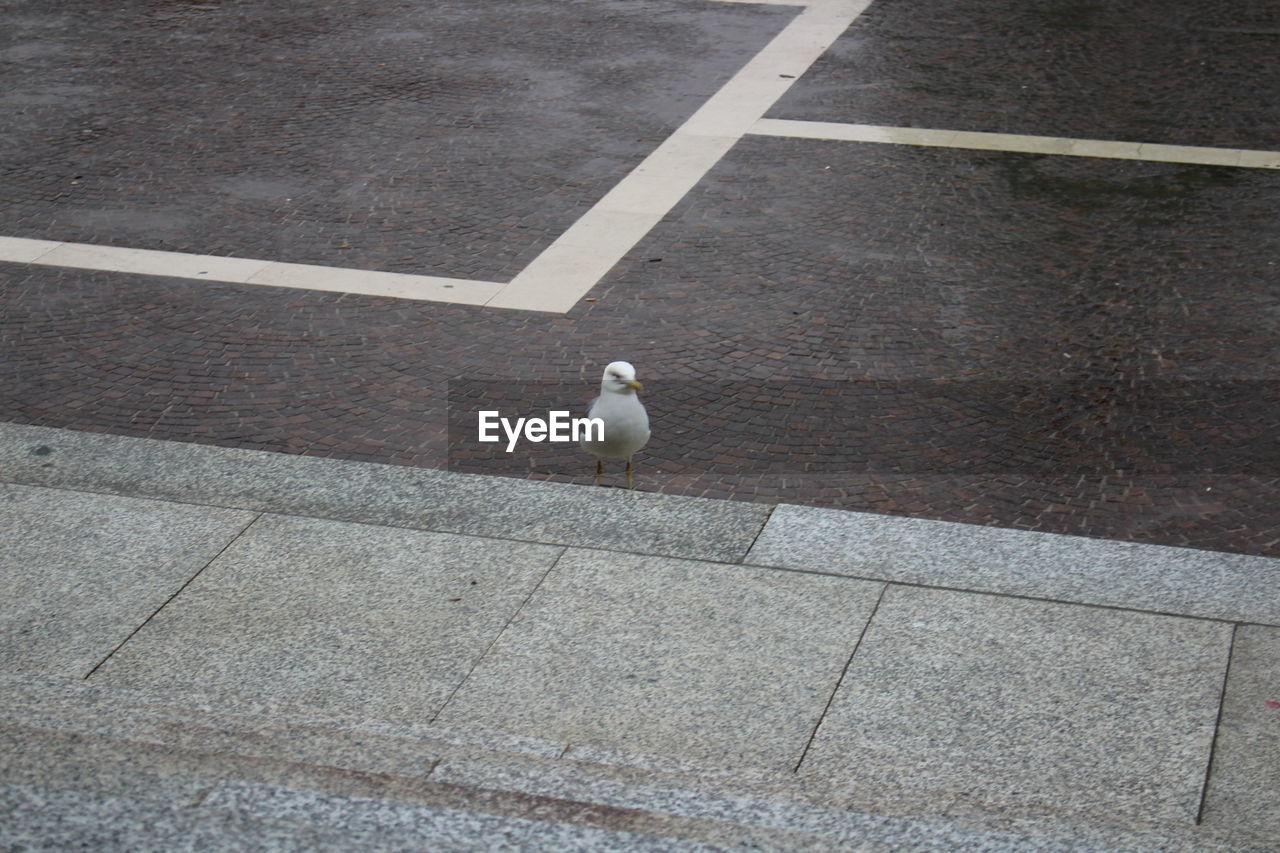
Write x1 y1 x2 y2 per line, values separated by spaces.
88 514 561 724
0 423 770 563
799 586 1231 824
0 482 254 678
435 548 884 776
1199 624 1280 837
747 504 1280 624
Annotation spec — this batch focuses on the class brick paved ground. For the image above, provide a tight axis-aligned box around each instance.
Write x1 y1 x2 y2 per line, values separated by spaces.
2 0 1278 556
769 0 1280 149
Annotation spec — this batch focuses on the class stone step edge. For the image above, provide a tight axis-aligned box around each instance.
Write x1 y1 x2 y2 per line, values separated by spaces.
0 729 779 852
7 421 1280 628
0 672 1255 852
0 421 770 564
5 714 1200 853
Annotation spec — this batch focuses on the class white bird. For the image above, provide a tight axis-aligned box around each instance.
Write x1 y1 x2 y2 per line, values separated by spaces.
581 361 650 489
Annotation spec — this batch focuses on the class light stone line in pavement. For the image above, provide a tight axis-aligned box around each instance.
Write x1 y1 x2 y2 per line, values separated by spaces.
749 118 1280 168
484 0 875 312
0 237 506 306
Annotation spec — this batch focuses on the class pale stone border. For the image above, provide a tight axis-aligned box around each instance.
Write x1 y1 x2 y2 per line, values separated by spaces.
749 118 1280 169
0 237 504 304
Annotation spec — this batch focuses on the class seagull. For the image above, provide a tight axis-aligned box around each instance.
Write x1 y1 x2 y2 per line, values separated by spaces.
581 361 650 489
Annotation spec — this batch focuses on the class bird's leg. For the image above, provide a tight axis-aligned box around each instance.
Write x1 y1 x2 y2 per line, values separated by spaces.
626 458 633 490
595 458 602 486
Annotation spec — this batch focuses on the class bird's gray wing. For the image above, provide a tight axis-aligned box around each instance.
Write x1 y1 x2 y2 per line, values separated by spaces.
585 395 600 417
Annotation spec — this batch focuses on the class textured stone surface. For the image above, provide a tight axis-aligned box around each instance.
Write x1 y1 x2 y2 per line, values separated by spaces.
440 749 1268 852
0 674 1256 852
1199 624 1280 838
198 779 713 853
0 720 718 852
747 504 1280 624
0 483 254 678
0 422 771 563
0 780 715 853
0 0 792 281
769 0 1280 149
88 514 561 723
436 548 885 775
799 586 1232 824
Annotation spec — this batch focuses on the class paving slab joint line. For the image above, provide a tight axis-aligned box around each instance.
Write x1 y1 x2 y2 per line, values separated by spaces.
428 547 568 724
791 582 888 773
1194 622 1239 826
745 557 1280 629
739 503 778 564
81 511 264 681
7 425 1276 624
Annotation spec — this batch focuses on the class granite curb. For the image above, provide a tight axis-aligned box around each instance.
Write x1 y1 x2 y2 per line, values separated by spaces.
5 422 1278 624
0 422 770 564
748 504 1280 626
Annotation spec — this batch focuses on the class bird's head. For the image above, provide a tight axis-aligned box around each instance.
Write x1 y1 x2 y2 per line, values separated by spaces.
601 360 643 394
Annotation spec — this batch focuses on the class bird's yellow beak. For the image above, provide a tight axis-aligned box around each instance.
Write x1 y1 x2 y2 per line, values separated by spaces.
625 379 643 392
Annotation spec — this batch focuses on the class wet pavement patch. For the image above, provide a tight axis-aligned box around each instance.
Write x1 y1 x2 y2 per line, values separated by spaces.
768 0 1280 149
998 156 1246 214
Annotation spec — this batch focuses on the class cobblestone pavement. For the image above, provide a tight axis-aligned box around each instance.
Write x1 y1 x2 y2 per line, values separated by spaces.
769 0 1280 149
3 0 1278 557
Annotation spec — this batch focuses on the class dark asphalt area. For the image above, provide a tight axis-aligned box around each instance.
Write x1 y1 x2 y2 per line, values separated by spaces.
3 0 1278 556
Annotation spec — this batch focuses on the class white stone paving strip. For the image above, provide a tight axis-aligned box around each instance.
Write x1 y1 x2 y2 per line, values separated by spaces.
484 0 876 312
749 118 1280 169
0 238 505 306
